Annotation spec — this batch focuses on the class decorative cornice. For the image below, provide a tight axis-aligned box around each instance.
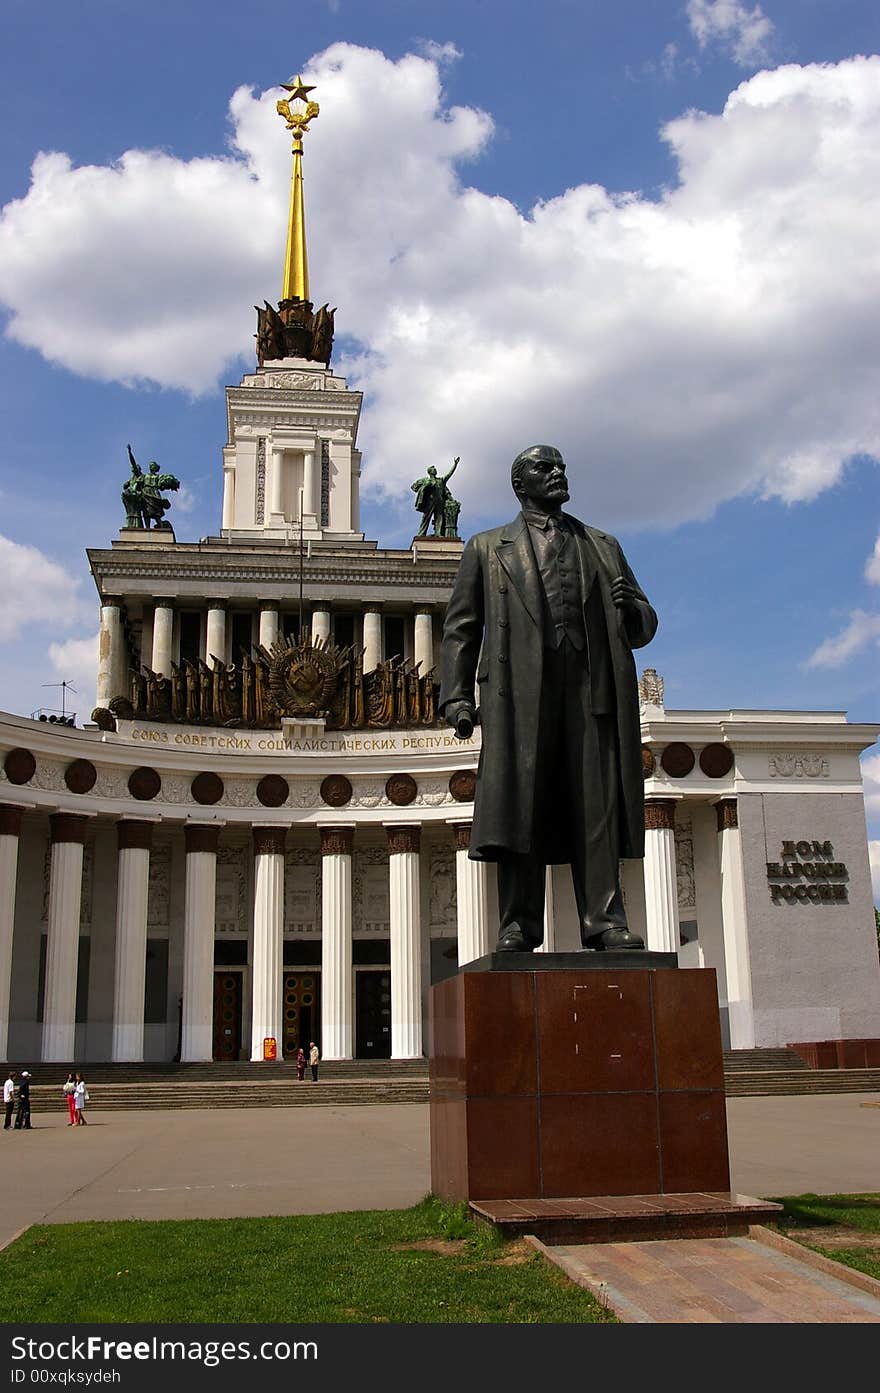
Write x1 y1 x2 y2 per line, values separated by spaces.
117 820 155 852
644 799 676 831
50 813 89 845
715 799 738 832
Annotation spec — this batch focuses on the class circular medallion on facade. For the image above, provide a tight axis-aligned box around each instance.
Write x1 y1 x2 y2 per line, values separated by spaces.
64 759 97 794
641 746 655 780
268 640 339 717
191 771 224 805
698 743 734 778
3 748 36 785
320 774 352 807
128 766 162 800
385 773 417 806
660 743 695 778
257 774 289 808
448 770 476 802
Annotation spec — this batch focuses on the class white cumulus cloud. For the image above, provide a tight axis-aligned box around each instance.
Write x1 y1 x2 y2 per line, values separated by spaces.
47 634 98 717
2 46 880 530
865 536 880 585
805 610 880 669
0 534 88 641
686 0 774 66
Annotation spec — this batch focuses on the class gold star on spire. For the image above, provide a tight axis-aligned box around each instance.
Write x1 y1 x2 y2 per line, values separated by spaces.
282 75 316 102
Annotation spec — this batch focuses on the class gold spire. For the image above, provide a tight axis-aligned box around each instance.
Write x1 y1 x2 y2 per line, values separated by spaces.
276 75 320 302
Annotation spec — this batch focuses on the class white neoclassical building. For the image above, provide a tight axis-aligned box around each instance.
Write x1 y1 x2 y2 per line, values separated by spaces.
1 75 878 1069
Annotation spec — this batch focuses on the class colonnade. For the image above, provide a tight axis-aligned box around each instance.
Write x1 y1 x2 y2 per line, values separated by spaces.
95 599 440 701
0 796 755 1062
0 805 491 1064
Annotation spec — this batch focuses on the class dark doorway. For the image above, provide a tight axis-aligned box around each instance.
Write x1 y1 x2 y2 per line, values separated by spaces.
212 970 242 1060
282 971 319 1058
356 970 392 1058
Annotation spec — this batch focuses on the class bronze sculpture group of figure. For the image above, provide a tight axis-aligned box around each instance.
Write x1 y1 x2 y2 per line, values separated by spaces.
411 457 462 539
121 445 180 531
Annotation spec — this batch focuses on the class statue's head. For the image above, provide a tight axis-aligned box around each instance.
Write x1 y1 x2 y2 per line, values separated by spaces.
511 445 569 511
148 462 160 474
427 466 437 477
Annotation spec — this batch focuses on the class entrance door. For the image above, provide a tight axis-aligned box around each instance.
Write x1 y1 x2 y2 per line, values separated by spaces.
212 971 242 1060
356 970 392 1058
282 971 319 1058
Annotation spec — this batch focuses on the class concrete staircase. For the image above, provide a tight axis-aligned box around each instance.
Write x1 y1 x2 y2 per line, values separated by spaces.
12 1050 880 1112
722 1047 880 1097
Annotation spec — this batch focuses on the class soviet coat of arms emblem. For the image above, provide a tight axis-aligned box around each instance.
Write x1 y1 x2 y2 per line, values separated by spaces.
266 634 342 718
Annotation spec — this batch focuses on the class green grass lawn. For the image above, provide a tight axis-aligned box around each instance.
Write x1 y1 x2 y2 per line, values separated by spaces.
770 1193 880 1282
0 1198 615 1324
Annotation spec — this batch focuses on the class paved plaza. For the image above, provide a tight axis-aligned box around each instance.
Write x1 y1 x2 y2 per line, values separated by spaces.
0 1093 878 1249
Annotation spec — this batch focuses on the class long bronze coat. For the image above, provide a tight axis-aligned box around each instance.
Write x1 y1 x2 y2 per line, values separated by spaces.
439 512 657 862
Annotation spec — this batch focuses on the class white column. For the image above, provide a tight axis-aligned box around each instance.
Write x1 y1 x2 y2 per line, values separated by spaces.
643 800 679 953
259 603 280 649
451 822 489 965
42 814 88 1062
270 447 285 519
97 601 125 706
363 607 382 673
414 609 434 675
221 452 236 530
303 449 316 524
206 605 227 664
181 824 220 1062
537 866 557 952
716 799 755 1049
387 825 422 1058
251 826 285 1060
151 601 174 677
0 805 23 1060
312 608 331 644
111 822 152 1062
320 826 354 1059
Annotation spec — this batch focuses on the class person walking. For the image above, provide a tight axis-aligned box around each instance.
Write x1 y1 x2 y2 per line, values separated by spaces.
3 1071 14 1130
63 1072 77 1125
308 1041 320 1082
14 1071 31 1129
73 1072 88 1125
296 1047 306 1082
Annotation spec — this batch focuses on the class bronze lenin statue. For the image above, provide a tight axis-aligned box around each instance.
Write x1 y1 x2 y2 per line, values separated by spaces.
439 445 657 952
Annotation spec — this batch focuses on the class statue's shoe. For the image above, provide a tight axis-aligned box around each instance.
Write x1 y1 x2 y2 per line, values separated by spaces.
495 926 538 953
582 926 645 951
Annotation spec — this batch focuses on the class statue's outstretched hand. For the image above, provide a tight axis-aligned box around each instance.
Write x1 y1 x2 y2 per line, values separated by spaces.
444 700 476 739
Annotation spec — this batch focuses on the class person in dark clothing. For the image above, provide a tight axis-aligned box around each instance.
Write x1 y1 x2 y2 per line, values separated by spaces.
14 1071 31 1129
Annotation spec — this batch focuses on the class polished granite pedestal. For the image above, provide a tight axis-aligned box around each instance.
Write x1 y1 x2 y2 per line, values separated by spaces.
429 954 737 1229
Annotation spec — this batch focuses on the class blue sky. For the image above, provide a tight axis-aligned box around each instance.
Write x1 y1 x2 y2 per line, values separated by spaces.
0 1 878 887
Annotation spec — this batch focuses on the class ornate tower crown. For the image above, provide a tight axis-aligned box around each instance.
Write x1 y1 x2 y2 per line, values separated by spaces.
254 72 336 368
